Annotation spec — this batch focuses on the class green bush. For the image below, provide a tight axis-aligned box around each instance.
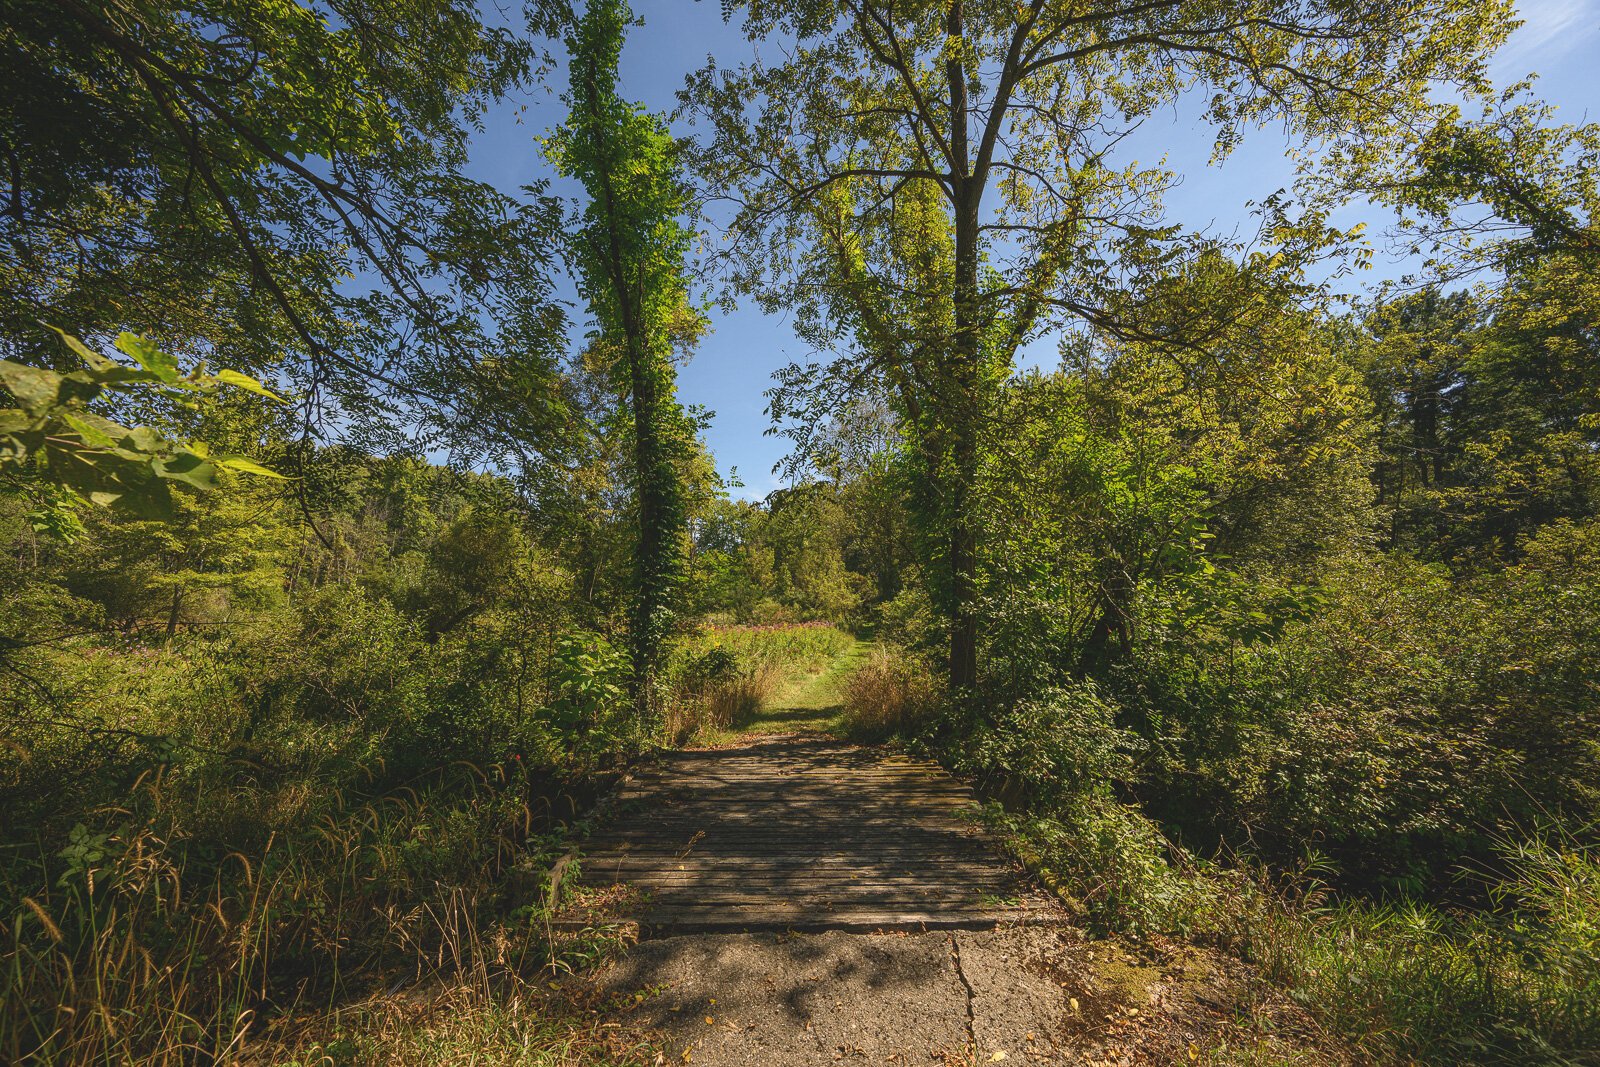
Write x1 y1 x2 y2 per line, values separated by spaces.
543 630 638 771
1118 532 1600 891
966 683 1142 808
0 576 638 1064
1224 837 1600 1065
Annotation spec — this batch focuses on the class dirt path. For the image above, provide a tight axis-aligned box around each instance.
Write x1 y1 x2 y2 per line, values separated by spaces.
737 638 870 736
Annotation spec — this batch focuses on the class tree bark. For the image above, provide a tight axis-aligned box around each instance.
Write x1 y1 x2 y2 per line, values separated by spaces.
947 187 981 694
165 587 183 640
944 0 981 695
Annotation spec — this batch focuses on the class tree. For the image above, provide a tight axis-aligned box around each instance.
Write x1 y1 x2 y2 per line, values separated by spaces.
1363 265 1599 565
1 0 575 472
1362 290 1478 556
552 0 702 706
1355 86 1600 281
980 260 1373 685
687 0 1511 697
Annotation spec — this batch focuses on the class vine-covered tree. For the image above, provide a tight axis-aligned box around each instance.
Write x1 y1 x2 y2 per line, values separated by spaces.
552 0 701 706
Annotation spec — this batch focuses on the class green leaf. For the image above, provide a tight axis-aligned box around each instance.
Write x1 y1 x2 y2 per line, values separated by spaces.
122 426 166 453
216 455 289 479
157 452 219 490
61 411 118 448
0 407 38 434
114 333 181 384
45 325 115 371
0 360 67 414
215 368 286 402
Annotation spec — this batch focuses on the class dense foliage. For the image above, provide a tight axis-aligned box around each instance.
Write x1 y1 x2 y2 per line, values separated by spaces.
3 0 1597 1063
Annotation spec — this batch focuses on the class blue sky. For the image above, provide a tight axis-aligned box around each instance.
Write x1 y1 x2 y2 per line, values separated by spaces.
469 0 1600 500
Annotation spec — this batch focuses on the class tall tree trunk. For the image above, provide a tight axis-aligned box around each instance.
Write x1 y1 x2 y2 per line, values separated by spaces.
165 587 183 640
626 330 674 698
945 0 981 695
946 205 982 693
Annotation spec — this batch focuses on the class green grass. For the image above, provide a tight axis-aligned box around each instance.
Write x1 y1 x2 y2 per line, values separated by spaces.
734 638 870 735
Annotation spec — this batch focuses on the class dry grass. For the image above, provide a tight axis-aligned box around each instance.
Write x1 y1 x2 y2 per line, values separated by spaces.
0 762 636 1066
840 646 940 740
247 962 657 1066
666 664 781 742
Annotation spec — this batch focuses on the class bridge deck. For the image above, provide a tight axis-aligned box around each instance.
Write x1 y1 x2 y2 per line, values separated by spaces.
575 737 1064 934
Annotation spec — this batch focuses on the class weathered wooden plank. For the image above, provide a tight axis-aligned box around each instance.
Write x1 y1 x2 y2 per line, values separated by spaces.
602 879 1021 894
580 857 1013 871
563 736 1062 936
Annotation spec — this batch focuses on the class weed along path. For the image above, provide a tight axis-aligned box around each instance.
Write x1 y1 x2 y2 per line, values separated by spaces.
561 644 1331 1064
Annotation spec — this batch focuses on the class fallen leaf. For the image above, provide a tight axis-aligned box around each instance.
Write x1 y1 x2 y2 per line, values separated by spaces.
1069 997 1080 1012
990 1053 1008 1062
704 1016 715 1025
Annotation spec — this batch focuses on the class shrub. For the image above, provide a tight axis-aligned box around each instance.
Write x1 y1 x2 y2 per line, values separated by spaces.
543 631 637 773
987 799 1211 936
966 682 1141 808
841 645 940 740
665 646 781 741
1119 533 1600 892
0 583 638 1064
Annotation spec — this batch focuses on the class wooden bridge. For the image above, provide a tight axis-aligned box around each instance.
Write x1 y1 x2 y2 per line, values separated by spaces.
575 737 1062 934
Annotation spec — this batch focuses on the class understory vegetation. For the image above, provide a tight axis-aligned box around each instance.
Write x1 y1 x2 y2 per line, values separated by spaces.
0 469 856 1062
831 277 1600 1062
5 0 1598 1063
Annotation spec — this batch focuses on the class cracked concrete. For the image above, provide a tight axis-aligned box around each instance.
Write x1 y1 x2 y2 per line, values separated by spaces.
593 926 1111 1065
586 923 1344 1065
949 931 978 1056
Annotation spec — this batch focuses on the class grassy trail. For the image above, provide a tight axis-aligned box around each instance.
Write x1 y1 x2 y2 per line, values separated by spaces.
739 638 869 736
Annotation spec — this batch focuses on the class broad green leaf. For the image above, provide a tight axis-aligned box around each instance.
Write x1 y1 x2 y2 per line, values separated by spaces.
0 408 37 434
114 333 181 384
122 426 165 453
0 360 67 414
215 369 286 402
157 452 219 490
45 325 115 371
216 455 289 479
61 411 117 448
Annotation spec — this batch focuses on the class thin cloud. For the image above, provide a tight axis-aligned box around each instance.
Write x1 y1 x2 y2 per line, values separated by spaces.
1495 0 1598 73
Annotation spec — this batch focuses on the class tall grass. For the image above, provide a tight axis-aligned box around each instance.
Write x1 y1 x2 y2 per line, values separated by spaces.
666 622 853 740
840 645 940 739
676 621 852 678
989 800 1600 1064
665 662 782 740
1 759 615 1065
1228 837 1600 1065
